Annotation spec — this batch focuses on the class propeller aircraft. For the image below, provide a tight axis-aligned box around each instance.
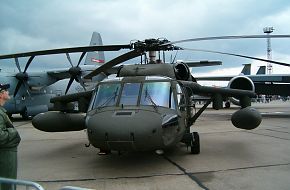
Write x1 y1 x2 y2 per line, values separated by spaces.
1 34 290 154
0 32 106 118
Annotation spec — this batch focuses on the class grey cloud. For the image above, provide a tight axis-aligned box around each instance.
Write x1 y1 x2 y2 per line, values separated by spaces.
0 0 290 72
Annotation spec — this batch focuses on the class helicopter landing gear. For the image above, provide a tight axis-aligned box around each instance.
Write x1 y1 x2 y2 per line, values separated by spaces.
98 148 111 155
190 132 200 154
225 101 231 108
182 132 200 154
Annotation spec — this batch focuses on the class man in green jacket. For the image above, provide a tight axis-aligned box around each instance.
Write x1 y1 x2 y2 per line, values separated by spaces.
0 84 21 190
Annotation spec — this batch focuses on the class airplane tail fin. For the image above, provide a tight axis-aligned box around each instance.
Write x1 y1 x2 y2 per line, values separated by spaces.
256 66 266 75
241 64 251 75
84 32 105 65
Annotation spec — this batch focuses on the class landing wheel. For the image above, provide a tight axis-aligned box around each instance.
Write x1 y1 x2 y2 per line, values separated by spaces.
21 111 29 120
21 107 32 120
98 148 111 155
190 132 200 154
225 101 231 108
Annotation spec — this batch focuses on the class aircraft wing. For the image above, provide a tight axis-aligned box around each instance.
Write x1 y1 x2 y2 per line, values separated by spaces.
181 81 256 98
196 73 290 96
247 74 290 83
47 65 96 80
254 83 290 96
196 75 235 81
180 60 222 67
196 74 290 83
47 69 71 80
180 80 257 125
51 90 93 112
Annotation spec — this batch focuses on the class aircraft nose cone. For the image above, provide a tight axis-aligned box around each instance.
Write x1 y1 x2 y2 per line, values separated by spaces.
86 109 163 151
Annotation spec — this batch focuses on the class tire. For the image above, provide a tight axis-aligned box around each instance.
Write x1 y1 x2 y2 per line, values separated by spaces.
21 112 29 120
190 132 200 154
225 101 231 108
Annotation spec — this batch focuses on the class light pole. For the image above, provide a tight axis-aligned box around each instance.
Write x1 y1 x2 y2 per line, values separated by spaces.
263 27 274 74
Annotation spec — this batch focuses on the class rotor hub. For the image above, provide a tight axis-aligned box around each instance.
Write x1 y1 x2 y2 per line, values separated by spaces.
16 72 29 81
69 67 82 77
132 38 180 52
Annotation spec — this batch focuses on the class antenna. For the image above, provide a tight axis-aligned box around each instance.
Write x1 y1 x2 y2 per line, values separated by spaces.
263 27 274 74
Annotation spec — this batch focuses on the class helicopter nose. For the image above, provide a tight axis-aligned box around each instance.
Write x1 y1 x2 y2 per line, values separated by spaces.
86 109 164 151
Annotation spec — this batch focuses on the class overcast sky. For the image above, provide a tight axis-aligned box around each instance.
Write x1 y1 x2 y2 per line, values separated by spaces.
1 0 290 76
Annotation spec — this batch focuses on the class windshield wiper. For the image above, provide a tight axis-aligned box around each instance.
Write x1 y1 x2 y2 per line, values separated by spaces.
97 87 119 109
145 88 158 111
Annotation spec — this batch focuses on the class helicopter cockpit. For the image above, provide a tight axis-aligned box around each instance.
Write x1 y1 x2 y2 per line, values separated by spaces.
89 76 185 111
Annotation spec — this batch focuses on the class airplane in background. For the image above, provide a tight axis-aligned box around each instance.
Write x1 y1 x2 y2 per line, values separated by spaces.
0 32 106 118
239 64 266 75
256 65 266 75
195 63 290 107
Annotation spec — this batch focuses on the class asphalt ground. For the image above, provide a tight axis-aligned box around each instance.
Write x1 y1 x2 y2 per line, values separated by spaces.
12 101 290 190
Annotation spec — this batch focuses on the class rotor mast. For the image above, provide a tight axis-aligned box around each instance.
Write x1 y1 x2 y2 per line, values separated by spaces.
148 51 157 63
263 27 274 74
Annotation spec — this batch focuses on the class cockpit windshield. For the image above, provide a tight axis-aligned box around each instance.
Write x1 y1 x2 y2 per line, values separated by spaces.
119 83 141 105
91 81 175 109
92 83 121 108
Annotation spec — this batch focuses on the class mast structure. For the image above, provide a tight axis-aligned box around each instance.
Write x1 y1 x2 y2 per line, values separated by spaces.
263 27 274 74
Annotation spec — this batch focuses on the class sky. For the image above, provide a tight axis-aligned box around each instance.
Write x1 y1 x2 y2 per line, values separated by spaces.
1 0 290 78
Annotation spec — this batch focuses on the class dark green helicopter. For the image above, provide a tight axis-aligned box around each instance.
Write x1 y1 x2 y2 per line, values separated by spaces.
3 35 290 154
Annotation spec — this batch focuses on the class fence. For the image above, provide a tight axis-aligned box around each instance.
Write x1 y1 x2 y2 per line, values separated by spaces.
0 177 93 190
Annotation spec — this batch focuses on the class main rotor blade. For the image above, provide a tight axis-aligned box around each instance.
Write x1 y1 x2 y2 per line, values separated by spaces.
84 50 142 79
182 47 290 67
0 44 131 59
166 34 290 45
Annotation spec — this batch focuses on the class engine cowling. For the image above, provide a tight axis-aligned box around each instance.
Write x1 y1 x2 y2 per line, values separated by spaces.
228 76 255 105
174 62 190 81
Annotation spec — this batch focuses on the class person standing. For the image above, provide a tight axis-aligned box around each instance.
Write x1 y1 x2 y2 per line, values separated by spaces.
0 84 21 190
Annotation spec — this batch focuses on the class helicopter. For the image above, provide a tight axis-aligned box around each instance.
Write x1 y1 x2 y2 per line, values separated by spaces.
2 35 290 154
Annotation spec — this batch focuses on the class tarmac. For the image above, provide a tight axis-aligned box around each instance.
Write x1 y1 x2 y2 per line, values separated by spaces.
14 101 290 190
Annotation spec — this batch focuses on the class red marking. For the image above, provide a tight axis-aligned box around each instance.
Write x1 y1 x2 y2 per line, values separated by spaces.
91 58 105 63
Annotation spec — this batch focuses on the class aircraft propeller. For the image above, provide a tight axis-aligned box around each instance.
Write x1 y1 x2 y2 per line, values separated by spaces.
13 56 35 97
64 52 87 94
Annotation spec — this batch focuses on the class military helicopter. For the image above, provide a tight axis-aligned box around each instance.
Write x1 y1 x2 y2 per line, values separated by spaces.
2 34 290 154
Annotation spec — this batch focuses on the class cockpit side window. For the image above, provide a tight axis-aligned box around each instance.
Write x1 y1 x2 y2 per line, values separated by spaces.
92 83 121 109
119 83 141 106
170 87 176 109
176 84 185 110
